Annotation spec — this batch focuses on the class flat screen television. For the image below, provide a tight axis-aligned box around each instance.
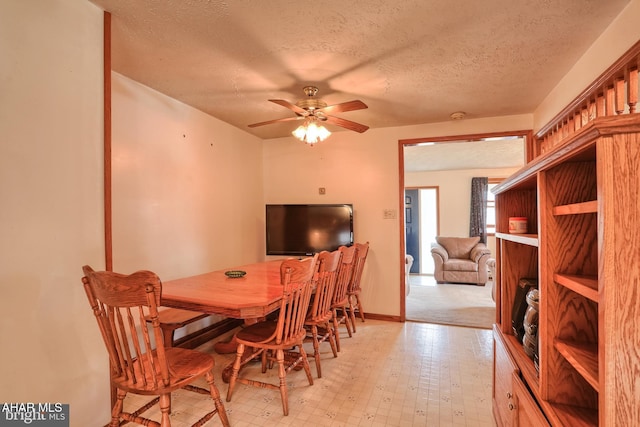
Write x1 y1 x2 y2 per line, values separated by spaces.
265 204 354 256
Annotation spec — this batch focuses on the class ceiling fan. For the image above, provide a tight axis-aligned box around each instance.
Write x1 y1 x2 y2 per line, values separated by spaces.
248 86 369 133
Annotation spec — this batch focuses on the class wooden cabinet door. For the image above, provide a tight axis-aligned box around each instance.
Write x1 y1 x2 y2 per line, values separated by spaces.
512 373 549 427
494 334 517 427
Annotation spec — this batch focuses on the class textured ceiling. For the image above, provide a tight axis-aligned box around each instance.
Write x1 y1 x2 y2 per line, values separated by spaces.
404 138 525 172
89 0 629 140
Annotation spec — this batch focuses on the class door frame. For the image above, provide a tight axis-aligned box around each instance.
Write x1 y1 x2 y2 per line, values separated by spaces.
397 130 533 321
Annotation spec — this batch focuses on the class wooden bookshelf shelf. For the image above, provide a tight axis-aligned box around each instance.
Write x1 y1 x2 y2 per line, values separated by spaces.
546 402 598 427
554 339 599 391
495 232 539 247
553 200 597 216
553 273 598 302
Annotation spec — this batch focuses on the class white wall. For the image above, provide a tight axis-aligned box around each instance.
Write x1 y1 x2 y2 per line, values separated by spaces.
111 73 265 338
111 73 265 279
0 0 107 425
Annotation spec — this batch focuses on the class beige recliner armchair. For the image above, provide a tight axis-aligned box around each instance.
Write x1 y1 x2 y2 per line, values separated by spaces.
431 236 491 285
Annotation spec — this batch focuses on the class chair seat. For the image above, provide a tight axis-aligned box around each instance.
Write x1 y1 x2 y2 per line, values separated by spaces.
305 324 332 336
236 320 278 343
443 258 479 272
306 311 333 324
235 318 307 349
113 347 215 395
332 296 350 308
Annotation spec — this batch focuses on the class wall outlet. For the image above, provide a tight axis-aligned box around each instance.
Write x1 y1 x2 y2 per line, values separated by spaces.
383 209 397 219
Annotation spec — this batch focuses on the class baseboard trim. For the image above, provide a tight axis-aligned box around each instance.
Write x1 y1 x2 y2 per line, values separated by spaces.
174 313 403 349
362 313 402 322
174 318 243 349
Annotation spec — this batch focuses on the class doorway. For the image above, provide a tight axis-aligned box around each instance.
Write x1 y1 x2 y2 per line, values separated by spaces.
398 130 532 321
404 187 439 275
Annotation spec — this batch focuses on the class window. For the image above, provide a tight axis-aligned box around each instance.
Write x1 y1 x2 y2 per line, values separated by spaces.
486 180 501 235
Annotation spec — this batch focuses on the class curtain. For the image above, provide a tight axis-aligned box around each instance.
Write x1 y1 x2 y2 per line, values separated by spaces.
469 177 488 243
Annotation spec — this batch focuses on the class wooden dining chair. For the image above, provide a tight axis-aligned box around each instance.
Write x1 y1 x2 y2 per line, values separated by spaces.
304 250 341 378
81 266 230 427
332 245 356 352
226 255 318 416
347 241 370 332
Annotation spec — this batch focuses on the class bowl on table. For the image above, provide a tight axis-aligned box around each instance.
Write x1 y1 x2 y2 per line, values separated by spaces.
224 270 246 279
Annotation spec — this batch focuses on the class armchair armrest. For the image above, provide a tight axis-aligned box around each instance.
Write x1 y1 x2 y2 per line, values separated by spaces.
430 243 449 262
470 243 491 262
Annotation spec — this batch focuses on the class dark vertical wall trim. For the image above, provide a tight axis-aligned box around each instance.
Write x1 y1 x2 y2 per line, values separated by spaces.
104 12 113 271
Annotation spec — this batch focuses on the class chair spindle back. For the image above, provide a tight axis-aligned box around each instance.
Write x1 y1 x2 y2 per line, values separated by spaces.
308 250 342 323
82 265 169 389
276 255 318 345
349 242 370 294
334 245 356 305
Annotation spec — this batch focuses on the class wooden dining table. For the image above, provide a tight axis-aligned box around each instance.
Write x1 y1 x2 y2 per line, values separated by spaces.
161 260 285 319
161 260 287 381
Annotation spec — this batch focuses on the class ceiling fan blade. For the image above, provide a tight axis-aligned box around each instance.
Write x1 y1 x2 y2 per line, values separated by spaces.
269 99 308 115
319 100 368 114
324 115 369 133
248 116 301 128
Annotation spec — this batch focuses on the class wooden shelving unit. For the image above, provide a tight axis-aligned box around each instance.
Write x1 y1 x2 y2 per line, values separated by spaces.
492 115 640 426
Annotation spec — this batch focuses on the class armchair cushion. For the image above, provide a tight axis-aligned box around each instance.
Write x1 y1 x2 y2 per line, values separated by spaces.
444 258 479 272
436 236 480 259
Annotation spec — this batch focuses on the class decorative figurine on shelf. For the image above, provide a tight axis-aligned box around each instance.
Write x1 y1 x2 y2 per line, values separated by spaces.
522 288 539 365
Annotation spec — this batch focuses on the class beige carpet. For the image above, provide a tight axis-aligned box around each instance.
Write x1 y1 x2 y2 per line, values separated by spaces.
406 278 496 329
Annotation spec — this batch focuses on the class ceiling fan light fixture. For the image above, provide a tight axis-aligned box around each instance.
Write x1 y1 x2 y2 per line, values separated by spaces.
292 119 331 145
249 86 367 140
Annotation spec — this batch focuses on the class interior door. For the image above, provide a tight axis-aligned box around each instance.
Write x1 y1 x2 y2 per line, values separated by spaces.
405 189 420 273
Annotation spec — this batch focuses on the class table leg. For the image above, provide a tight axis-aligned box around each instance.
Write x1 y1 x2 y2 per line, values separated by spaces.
215 317 262 382
213 317 260 354
213 335 239 354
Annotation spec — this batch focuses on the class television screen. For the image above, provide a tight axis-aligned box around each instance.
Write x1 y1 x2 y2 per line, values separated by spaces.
266 204 354 256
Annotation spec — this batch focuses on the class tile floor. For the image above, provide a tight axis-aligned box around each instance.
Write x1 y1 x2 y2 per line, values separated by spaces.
124 319 496 426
